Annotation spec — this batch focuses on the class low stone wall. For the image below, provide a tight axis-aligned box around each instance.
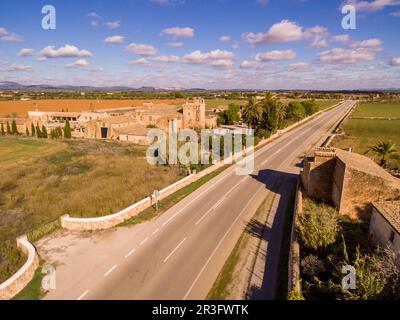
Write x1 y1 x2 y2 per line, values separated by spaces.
0 235 39 300
288 181 302 295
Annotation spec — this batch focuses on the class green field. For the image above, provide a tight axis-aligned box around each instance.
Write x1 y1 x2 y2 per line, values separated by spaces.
351 101 400 117
333 101 400 162
205 99 246 110
0 137 184 283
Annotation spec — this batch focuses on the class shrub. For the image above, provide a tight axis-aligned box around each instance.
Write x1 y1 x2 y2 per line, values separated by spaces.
297 200 339 253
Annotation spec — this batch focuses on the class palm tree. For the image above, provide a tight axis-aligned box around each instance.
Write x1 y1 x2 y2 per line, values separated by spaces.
241 97 262 129
365 140 400 168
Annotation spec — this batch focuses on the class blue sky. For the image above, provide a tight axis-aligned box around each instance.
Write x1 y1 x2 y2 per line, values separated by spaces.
0 0 399 90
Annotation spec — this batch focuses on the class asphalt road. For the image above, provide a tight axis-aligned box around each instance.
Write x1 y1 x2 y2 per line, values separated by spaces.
40 100 356 300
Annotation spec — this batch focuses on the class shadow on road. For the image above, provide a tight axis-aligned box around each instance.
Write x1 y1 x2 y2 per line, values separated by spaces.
246 168 298 300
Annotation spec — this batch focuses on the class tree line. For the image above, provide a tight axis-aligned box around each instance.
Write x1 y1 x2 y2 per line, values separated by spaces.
218 93 320 139
0 119 72 139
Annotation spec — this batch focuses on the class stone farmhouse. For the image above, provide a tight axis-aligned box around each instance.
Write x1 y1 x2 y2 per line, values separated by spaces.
23 98 217 145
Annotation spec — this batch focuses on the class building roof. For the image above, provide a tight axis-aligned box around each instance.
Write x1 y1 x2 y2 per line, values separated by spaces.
115 124 151 136
49 112 81 118
373 201 400 234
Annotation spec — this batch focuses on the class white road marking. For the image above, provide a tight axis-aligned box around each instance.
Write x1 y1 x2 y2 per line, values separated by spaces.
152 228 160 235
183 192 259 300
104 265 117 277
140 237 149 245
163 238 187 263
77 290 89 300
125 248 136 258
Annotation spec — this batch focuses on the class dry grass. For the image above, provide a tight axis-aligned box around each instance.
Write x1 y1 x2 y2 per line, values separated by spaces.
0 136 184 283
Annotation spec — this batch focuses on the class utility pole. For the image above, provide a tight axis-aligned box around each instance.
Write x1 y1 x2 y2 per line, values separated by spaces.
153 190 160 212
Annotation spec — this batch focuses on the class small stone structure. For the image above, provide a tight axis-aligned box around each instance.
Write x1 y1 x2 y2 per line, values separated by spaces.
369 201 400 263
301 147 400 218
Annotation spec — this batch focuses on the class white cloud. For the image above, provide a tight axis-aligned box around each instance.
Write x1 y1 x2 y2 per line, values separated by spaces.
167 42 183 48
125 43 158 56
151 55 180 63
287 62 310 71
309 36 329 48
219 35 231 43
88 12 100 18
17 48 34 57
343 0 400 12
332 34 351 43
150 0 170 4
128 58 151 65
0 27 22 42
318 47 377 64
389 56 400 65
66 59 90 68
104 35 125 44
390 9 400 15
350 38 383 47
105 21 120 29
242 20 307 45
38 45 93 59
182 49 235 68
161 27 195 38
240 60 263 69
257 0 269 5
308 26 328 35
2 62 33 72
255 50 296 61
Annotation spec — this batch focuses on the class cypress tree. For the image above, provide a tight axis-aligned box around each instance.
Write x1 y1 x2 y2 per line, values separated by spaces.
1 123 5 136
41 125 48 138
64 119 72 139
11 120 19 135
26 126 30 136
31 123 35 137
57 127 63 138
36 123 42 138
6 121 12 135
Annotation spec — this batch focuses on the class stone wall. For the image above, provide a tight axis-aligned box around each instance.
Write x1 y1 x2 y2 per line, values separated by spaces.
288 182 302 294
0 235 39 300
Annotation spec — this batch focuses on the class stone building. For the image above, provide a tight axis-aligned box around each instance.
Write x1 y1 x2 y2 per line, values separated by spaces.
369 201 400 263
301 147 400 219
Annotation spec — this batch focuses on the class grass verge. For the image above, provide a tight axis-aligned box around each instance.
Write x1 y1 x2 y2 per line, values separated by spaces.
275 186 296 300
12 262 44 300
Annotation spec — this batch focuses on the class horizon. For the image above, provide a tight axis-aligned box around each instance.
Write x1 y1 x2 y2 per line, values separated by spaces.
1 0 400 90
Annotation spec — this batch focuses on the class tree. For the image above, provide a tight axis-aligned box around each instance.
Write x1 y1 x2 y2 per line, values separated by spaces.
218 104 240 125
31 123 36 137
41 125 48 138
26 126 30 136
297 200 339 253
6 121 12 135
365 141 400 168
241 97 262 130
286 102 306 121
36 123 42 138
63 119 72 139
11 120 19 135
0 123 5 136
259 96 282 134
301 100 319 116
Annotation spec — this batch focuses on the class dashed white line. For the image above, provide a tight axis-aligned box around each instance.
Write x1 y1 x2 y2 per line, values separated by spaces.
152 228 160 235
125 248 136 258
104 265 118 277
183 192 259 300
140 237 149 245
163 238 187 263
77 290 89 300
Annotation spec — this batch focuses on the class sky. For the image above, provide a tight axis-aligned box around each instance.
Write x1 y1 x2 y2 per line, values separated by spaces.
0 0 399 90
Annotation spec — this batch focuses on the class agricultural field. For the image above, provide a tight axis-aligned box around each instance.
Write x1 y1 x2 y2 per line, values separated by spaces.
0 137 184 283
333 101 400 162
0 99 184 117
351 101 400 118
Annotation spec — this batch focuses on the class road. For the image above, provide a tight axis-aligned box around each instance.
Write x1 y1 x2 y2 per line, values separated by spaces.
38 100 355 300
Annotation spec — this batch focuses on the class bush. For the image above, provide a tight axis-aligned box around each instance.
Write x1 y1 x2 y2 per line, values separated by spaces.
297 199 339 253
